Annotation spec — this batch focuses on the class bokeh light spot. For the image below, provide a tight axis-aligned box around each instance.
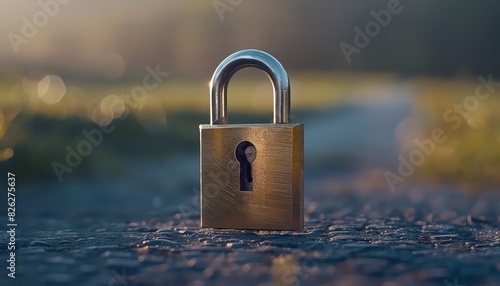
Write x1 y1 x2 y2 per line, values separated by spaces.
100 94 125 119
38 75 66 104
0 148 14 161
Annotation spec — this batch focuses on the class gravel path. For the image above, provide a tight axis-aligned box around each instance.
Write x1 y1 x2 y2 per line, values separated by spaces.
2 181 499 286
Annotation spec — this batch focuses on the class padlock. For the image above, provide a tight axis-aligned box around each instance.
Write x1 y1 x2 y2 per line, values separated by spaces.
200 49 304 231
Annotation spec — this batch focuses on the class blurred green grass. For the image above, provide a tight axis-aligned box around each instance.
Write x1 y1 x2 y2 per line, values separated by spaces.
1 73 499 190
407 77 500 191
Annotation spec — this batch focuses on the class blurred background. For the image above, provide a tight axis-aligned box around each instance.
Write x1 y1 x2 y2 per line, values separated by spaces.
1 0 500 210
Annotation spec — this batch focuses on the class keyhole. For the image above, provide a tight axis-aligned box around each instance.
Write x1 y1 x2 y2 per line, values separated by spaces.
235 141 256 191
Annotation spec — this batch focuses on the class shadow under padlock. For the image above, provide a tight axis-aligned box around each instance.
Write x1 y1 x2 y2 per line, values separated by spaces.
199 49 304 231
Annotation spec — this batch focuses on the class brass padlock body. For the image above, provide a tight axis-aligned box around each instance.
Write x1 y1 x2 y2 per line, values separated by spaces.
200 49 304 231
200 123 303 230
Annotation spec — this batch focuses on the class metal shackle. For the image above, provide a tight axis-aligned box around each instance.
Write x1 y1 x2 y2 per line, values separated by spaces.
210 49 291 125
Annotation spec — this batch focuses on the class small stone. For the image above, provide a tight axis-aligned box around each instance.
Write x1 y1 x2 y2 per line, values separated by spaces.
156 228 174 234
430 234 459 239
28 240 51 247
329 235 359 241
178 229 194 235
142 239 180 248
226 242 248 249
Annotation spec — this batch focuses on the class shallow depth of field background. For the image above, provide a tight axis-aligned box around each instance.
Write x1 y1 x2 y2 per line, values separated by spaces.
1 1 499 196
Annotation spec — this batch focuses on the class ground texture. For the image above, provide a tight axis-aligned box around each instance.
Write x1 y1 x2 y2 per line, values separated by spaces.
1 181 499 286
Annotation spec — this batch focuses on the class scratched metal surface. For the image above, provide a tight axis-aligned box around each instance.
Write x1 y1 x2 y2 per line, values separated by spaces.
200 124 303 230
1 179 499 286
